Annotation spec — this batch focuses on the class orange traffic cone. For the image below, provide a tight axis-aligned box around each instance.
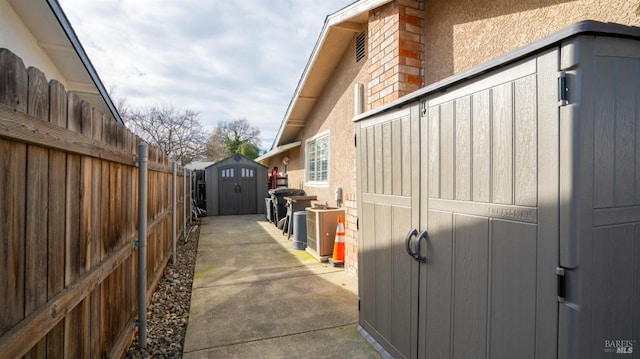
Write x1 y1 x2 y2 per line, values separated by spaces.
329 216 345 267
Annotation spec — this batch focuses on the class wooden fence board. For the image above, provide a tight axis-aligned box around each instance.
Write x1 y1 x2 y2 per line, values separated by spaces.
0 49 27 111
25 66 50 359
64 304 81 358
46 322 64 358
25 145 50 358
25 69 49 355
65 154 82 286
47 148 66 358
109 163 118 250
91 157 102 268
0 139 26 336
47 81 66 357
48 154 66 294
48 80 66 127
48 78 67 297
67 92 81 133
27 67 49 121
80 164 92 273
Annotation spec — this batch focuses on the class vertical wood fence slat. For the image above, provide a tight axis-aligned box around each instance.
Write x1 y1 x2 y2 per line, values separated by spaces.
47 148 66 358
63 92 81 358
27 67 49 121
0 49 27 339
0 49 27 111
0 138 27 337
0 48 187 358
25 145 49 359
24 64 49 358
47 80 67 357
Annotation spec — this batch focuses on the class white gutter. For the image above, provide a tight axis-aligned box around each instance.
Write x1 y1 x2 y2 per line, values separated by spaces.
255 141 302 162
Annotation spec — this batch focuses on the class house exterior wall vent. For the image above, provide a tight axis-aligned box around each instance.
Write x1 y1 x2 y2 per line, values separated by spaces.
356 31 366 62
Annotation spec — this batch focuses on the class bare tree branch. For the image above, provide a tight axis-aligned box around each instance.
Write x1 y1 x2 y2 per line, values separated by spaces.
124 103 207 165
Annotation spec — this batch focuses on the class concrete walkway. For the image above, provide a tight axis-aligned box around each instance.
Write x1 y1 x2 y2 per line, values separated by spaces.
183 214 381 358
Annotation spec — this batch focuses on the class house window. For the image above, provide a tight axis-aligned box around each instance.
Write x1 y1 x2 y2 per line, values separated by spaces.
306 133 329 184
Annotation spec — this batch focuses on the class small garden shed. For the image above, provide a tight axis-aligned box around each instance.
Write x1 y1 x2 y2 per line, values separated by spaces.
205 154 268 216
355 21 640 359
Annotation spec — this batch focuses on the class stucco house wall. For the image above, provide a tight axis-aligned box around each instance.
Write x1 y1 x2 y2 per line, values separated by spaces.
423 0 640 84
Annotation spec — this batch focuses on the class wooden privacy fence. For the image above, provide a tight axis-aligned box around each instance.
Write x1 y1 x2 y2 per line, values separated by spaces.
0 48 189 358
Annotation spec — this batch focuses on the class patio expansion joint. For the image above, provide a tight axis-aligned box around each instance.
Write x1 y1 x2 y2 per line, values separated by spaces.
182 322 360 355
192 269 347 290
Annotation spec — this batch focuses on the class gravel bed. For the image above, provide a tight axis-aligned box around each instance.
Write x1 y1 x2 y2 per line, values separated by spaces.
126 222 200 358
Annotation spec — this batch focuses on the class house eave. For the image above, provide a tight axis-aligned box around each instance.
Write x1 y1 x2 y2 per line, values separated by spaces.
270 0 391 150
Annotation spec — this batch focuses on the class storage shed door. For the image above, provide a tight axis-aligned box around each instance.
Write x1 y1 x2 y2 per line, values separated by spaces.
419 49 560 359
358 48 560 359
218 165 257 215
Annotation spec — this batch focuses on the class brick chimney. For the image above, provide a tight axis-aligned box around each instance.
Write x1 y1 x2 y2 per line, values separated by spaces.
368 0 425 110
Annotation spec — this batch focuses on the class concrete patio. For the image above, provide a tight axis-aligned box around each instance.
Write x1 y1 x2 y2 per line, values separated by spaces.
182 214 381 358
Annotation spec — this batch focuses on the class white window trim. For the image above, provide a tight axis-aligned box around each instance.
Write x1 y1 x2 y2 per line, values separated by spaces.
305 130 330 187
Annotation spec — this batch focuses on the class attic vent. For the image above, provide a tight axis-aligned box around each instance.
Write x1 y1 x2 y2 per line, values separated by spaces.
355 32 366 62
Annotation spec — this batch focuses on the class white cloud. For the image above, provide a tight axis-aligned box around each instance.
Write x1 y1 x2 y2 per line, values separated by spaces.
58 0 355 151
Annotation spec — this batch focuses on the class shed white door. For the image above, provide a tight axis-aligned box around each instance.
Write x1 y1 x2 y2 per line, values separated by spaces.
218 165 258 215
357 48 560 358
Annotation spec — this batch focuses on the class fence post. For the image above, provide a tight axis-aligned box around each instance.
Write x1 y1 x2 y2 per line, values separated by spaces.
183 167 187 240
172 161 177 265
189 170 193 224
135 142 148 349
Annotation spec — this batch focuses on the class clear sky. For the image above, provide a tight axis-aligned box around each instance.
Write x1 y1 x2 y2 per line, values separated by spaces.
58 0 356 152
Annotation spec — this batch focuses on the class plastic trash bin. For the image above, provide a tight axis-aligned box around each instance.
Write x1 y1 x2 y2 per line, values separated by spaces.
268 188 305 226
265 198 273 222
292 211 307 250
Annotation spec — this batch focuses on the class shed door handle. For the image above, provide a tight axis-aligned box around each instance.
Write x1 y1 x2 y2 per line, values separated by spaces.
405 229 428 262
415 230 428 263
235 184 241 192
405 228 419 259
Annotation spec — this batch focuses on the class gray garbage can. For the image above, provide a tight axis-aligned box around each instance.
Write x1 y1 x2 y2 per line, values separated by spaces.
265 198 273 222
292 211 307 250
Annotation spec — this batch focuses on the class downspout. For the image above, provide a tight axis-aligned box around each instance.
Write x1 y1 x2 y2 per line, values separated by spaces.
135 142 148 348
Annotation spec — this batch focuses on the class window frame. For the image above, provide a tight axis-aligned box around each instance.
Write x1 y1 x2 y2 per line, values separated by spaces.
305 130 330 187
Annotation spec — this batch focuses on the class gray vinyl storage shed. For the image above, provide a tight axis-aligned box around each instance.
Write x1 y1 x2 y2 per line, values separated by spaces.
205 154 268 216
354 21 640 359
